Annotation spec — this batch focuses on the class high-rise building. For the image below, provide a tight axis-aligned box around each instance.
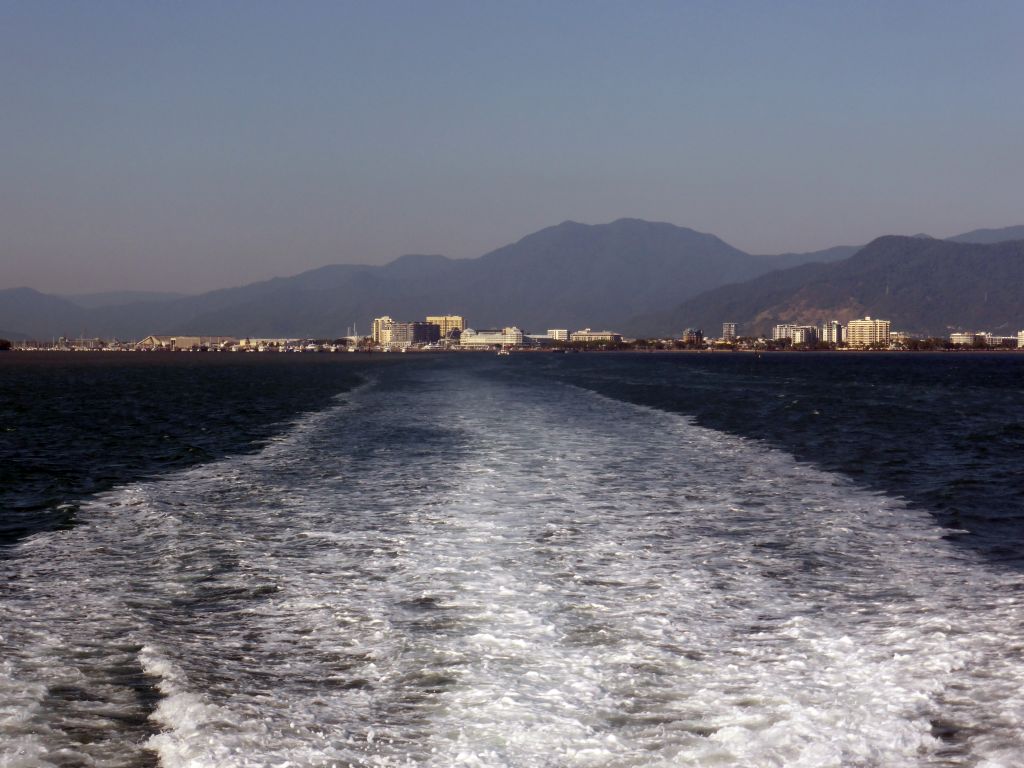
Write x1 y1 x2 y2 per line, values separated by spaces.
548 329 569 341
372 316 395 344
773 324 818 344
821 320 845 344
722 322 737 341
846 317 891 348
426 315 465 339
790 326 818 345
772 324 796 341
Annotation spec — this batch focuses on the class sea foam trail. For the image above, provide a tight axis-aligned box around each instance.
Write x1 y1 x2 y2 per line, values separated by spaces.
1 363 1023 767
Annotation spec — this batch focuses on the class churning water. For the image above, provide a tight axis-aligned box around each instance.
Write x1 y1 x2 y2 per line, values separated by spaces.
2 358 1023 767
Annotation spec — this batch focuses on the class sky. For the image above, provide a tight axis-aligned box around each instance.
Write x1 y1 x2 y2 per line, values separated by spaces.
2 1 1023 294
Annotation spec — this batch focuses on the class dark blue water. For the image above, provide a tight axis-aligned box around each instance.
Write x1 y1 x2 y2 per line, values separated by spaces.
514 352 1024 565
0 352 396 545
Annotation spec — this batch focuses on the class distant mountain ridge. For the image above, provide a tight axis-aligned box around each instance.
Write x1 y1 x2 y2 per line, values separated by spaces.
947 225 1024 244
640 234 1024 337
0 219 843 339
3 220 1023 340
60 290 190 309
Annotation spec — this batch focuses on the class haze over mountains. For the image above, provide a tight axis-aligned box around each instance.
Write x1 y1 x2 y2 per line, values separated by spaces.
643 235 1024 337
2 219 1022 340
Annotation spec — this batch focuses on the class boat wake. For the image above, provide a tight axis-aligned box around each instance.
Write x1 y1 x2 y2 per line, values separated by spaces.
2 365 1022 767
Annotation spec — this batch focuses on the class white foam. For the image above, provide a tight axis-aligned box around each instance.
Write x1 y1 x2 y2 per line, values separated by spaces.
1 363 1023 766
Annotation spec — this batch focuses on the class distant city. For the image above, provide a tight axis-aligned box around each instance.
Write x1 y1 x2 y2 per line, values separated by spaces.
4 313 1024 353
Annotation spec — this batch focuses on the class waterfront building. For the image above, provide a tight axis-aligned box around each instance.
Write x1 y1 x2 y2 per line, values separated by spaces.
371 316 395 345
722 322 737 342
136 335 237 351
846 317 890 348
950 332 980 346
772 324 817 343
459 327 524 348
680 328 704 346
523 333 555 347
390 322 441 347
978 333 1017 347
772 324 797 341
950 331 1015 348
821 320 845 344
1019 330 1024 348
571 328 623 343
790 326 818 345
426 315 465 339
548 329 569 341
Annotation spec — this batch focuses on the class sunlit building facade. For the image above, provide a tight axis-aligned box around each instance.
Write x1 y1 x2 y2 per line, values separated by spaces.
426 315 465 339
846 317 890 348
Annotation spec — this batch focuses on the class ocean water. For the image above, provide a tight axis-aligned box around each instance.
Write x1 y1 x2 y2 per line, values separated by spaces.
1 353 1023 767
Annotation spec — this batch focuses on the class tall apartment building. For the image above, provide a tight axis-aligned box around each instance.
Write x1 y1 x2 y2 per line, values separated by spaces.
722 322 737 341
772 324 797 341
790 326 818 345
426 315 465 339
821 320 845 344
548 329 569 341
371 316 395 344
846 317 891 348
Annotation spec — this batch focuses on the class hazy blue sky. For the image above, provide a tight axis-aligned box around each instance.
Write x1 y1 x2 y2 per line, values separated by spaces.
3 1 1023 293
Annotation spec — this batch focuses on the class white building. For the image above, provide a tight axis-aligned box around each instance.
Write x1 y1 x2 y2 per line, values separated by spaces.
772 324 817 344
722 322 737 341
459 327 524 348
791 326 818 345
846 317 891 348
979 333 1017 347
548 329 569 341
570 328 623 343
950 332 980 346
821 320 845 344
371 316 395 345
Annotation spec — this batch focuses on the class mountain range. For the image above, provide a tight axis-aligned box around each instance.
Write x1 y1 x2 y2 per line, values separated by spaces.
641 235 1024 337
2 219 1023 340
0 219 850 340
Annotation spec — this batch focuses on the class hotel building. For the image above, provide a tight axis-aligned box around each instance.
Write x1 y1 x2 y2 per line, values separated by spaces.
570 328 623 343
372 316 395 345
459 327 524 348
426 315 465 339
846 317 891 348
772 324 818 343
